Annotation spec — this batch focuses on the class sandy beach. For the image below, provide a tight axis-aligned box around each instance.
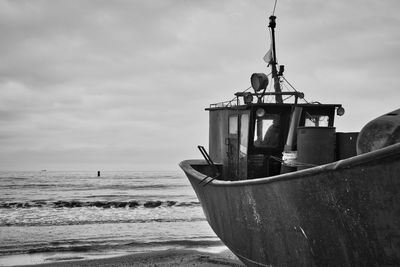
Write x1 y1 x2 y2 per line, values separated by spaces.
12 249 244 267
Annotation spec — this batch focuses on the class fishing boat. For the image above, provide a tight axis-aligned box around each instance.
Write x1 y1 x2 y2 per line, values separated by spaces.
179 14 400 267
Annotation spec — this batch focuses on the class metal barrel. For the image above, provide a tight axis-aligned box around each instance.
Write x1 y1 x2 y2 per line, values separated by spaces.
297 126 336 170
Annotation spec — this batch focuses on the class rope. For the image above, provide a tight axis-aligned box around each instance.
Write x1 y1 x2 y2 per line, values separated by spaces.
282 75 310 104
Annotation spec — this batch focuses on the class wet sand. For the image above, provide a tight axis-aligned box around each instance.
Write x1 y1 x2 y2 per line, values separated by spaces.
13 249 245 267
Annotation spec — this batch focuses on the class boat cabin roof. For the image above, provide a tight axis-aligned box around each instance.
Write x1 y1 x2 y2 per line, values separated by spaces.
206 91 342 112
206 102 342 111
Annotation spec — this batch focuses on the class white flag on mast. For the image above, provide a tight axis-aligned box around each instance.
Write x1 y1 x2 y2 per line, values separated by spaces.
263 44 273 65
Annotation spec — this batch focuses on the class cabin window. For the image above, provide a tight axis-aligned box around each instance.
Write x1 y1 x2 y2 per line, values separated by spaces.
229 115 238 134
304 114 329 127
253 114 280 148
240 114 249 155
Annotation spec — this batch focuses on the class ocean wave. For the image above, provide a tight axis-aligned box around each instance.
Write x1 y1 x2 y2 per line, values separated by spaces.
0 217 206 227
1 183 181 190
0 238 222 256
0 200 200 209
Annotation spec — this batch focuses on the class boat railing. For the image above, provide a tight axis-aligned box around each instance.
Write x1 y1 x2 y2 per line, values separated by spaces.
235 91 304 104
235 91 304 97
197 145 221 186
209 91 305 108
209 99 238 109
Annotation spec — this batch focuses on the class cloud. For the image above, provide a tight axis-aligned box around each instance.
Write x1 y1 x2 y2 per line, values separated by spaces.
0 0 399 170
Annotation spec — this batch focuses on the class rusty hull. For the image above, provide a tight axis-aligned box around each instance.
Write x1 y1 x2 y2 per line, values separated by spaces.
180 143 400 267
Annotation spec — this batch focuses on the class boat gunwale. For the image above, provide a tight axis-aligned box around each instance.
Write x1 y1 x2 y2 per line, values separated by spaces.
179 142 400 187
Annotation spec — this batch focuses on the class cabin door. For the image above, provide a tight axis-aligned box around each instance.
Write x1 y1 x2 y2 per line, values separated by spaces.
227 112 249 180
238 113 249 179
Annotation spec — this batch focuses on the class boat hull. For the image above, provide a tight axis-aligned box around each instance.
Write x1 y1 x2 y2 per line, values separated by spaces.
180 143 400 267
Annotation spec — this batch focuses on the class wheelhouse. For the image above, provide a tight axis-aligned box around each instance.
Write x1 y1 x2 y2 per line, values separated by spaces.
206 95 344 181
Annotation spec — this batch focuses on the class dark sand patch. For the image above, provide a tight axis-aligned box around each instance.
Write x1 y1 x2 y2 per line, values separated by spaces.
13 249 245 267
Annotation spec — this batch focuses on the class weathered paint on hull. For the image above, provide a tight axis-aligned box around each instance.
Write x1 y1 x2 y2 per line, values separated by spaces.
180 143 400 267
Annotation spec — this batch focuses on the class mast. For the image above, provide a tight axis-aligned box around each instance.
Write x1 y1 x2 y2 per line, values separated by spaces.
268 16 283 103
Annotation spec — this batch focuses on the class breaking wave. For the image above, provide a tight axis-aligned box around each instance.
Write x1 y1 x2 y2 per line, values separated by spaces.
0 238 222 256
1 217 206 227
0 200 200 209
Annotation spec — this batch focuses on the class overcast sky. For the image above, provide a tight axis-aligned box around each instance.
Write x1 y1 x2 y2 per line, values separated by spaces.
1 0 399 171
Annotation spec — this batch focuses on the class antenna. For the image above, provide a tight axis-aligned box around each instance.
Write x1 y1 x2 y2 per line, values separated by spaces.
268 15 283 103
272 0 278 16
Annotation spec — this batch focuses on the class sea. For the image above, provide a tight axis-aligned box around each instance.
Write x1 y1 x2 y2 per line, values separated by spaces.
0 171 223 266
